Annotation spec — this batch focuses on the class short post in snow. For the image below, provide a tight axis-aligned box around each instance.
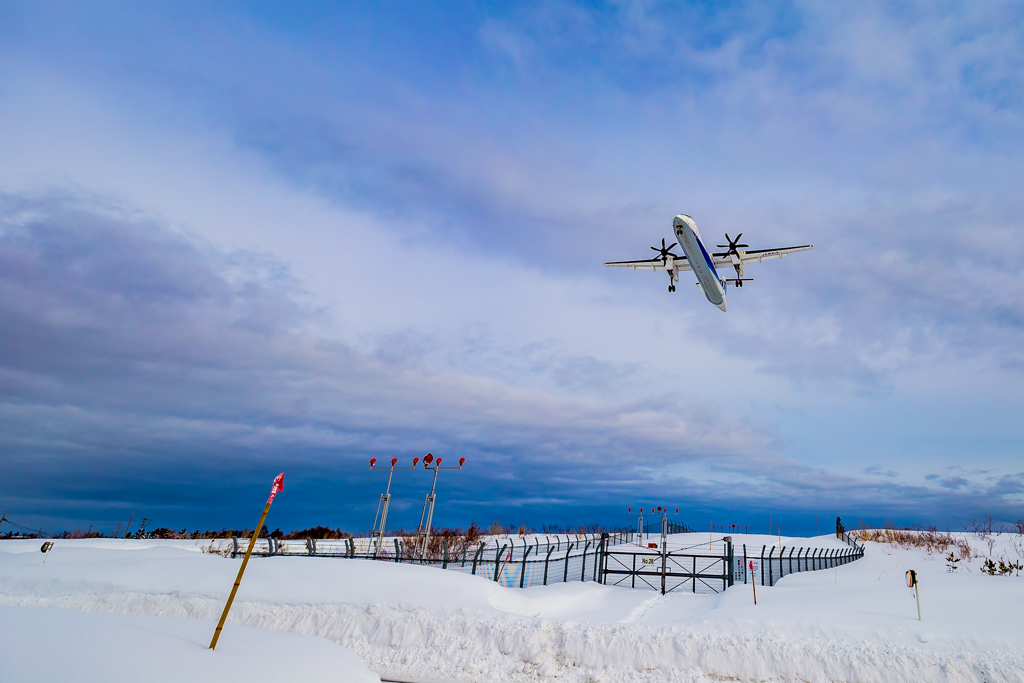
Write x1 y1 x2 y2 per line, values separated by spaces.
209 472 284 651
39 541 54 566
121 512 135 545
906 569 922 620
416 454 465 562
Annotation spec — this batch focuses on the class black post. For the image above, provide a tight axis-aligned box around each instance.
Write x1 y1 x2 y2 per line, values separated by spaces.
581 541 591 582
760 546 765 586
394 538 401 563
442 538 449 569
768 545 775 586
543 546 554 585
779 546 786 578
563 542 574 583
743 544 748 584
598 533 609 584
519 546 533 588
724 536 734 589
471 541 485 575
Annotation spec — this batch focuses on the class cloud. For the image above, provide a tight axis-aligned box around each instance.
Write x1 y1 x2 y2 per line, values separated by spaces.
865 466 898 478
2 4 1024 531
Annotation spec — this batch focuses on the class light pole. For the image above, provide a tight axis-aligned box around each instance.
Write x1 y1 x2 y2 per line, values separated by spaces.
628 507 644 545
369 456 420 558
416 453 465 561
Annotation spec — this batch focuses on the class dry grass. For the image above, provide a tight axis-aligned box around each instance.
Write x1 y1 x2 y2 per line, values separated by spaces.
855 521 973 559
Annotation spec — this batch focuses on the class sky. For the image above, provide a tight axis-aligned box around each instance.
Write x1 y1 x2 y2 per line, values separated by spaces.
1 1 1023 537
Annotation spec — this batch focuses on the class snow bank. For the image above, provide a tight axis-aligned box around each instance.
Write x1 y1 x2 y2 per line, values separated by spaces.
2 532 1022 682
0 605 378 683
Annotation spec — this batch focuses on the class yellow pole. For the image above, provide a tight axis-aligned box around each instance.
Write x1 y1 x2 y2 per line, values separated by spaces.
210 473 283 650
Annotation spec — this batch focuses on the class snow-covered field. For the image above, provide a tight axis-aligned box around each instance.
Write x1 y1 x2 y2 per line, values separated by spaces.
2 531 1022 682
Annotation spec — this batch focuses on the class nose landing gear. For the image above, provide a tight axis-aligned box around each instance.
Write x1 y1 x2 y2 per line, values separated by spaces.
668 284 676 292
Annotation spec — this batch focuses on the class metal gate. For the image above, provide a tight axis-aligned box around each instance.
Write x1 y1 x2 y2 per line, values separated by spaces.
601 540 734 594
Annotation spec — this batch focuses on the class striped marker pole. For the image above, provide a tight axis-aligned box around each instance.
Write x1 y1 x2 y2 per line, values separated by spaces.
209 472 284 650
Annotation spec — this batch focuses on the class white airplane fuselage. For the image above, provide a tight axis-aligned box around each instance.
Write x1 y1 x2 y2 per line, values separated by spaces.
673 214 726 311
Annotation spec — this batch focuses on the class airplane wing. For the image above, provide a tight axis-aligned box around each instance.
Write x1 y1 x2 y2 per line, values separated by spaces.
713 245 813 267
604 256 692 272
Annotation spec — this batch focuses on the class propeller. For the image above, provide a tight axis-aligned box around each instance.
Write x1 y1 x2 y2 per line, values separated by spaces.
650 237 679 262
715 233 748 257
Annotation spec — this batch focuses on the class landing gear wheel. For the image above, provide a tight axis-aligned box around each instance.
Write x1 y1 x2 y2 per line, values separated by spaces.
668 285 676 292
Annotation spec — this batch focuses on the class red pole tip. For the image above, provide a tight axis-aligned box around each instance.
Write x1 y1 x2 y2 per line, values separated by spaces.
628 508 631 513
676 508 679 514
413 457 419 466
370 458 376 466
436 457 442 465
459 457 465 466
390 457 398 466
424 454 433 464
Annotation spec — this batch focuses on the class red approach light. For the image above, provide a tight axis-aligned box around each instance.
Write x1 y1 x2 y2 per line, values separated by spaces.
436 457 442 465
370 458 376 466
390 457 398 466
628 508 631 513
676 508 679 514
424 453 434 464
413 457 420 466
459 457 465 467
657 506 662 513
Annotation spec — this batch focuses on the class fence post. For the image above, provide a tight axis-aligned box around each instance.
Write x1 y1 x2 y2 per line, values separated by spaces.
598 533 609 583
563 542 574 583
394 538 401 563
767 545 775 586
543 546 554 585
779 546 786 579
581 541 592 581
442 538 449 569
724 536 733 589
519 546 533 588
743 544 747 584
471 542 485 575
760 546 765 586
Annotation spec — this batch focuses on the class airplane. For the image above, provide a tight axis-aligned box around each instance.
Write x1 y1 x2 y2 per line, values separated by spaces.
604 214 812 311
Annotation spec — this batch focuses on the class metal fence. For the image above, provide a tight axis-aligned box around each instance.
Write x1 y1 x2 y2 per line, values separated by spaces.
229 531 630 588
735 531 865 587
602 534 864 594
225 529 864 593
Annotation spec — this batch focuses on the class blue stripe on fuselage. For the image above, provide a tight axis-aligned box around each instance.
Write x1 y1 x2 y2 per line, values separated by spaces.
694 233 720 280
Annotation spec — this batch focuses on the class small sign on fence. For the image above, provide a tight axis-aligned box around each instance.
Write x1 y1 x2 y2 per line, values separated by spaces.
642 556 656 566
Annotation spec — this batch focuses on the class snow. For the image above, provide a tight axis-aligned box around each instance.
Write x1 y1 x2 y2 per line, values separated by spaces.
2 532 1023 682
0 605 379 683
